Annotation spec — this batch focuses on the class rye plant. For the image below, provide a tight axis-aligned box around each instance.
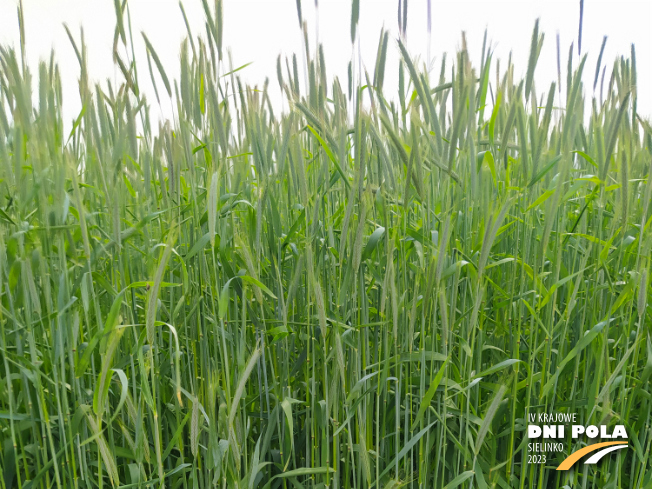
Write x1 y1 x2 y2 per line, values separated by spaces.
0 1 651 488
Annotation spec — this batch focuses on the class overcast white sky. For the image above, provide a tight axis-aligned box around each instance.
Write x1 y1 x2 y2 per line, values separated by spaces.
0 0 650 127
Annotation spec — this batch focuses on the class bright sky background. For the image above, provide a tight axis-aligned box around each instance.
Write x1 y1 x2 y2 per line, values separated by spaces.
0 0 650 128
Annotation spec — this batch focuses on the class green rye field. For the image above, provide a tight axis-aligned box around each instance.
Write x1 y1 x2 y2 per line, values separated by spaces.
0 1 651 488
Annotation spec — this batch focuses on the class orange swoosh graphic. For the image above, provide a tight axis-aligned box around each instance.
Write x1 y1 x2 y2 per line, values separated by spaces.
556 441 628 470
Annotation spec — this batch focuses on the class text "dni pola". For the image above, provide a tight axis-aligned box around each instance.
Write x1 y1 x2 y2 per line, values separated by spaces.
528 425 628 439
527 413 628 439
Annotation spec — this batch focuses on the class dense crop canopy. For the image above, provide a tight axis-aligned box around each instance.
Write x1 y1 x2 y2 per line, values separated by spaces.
0 2 651 488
